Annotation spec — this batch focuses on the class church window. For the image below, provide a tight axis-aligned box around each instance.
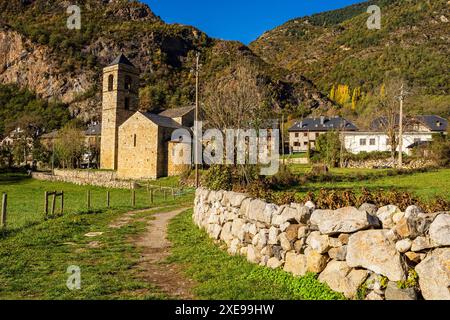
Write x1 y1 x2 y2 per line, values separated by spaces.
133 134 137 147
124 97 130 110
125 75 132 91
108 74 114 91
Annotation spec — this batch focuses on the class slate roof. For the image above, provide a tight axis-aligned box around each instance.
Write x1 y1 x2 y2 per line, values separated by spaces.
371 115 448 132
288 116 358 132
141 112 187 129
415 115 448 132
108 53 135 67
158 106 195 118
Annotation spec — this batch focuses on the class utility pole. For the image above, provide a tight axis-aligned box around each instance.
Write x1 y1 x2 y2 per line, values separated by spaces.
195 52 200 189
281 114 285 166
51 139 55 176
398 83 404 168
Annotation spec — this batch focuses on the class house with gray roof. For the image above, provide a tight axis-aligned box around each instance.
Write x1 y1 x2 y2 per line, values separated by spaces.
288 116 358 152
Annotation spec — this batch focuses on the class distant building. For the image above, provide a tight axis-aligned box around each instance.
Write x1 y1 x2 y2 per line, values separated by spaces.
288 116 358 153
345 115 448 155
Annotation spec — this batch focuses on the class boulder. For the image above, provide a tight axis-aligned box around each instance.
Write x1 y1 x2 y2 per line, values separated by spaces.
247 245 261 263
272 245 283 260
359 203 378 216
305 248 328 273
238 198 251 217
405 251 422 264
328 246 347 261
257 229 269 249
268 226 280 245
385 281 417 300
395 239 412 253
306 231 330 254
405 205 423 218
279 233 292 251
318 260 368 299
267 257 283 269
223 191 248 208
415 248 450 300
248 199 272 224
231 218 245 238
366 291 384 300
285 224 301 242
228 239 241 255
338 233 350 245
209 224 222 240
294 239 305 252
305 201 316 211
298 226 308 238
311 207 379 235
284 252 307 276
376 205 401 229
411 236 434 252
290 203 312 224
220 222 233 243
347 230 406 281
272 206 305 226
429 213 450 247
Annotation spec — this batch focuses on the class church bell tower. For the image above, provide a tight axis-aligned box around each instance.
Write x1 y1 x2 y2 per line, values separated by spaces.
100 54 139 170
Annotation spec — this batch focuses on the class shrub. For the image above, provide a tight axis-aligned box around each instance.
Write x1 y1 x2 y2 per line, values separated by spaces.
204 165 233 191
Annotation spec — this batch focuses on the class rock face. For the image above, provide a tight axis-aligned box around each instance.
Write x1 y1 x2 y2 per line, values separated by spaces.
311 207 378 235
429 214 450 247
194 188 450 301
416 248 450 300
347 230 406 281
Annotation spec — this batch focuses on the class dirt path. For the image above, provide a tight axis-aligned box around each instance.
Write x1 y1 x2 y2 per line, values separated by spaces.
132 207 196 299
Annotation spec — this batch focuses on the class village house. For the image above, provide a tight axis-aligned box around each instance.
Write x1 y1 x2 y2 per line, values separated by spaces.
288 116 358 153
344 115 448 155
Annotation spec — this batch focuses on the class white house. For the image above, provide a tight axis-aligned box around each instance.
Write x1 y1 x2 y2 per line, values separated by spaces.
344 132 434 155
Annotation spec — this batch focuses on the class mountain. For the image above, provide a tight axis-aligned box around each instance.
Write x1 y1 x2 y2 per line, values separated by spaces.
0 0 332 131
250 0 450 121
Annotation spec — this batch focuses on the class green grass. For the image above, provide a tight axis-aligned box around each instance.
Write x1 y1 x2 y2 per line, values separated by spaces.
0 206 186 299
0 174 194 232
286 167 450 202
167 210 344 300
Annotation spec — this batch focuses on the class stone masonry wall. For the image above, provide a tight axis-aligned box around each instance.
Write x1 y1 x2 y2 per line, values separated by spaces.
32 170 136 189
194 188 450 300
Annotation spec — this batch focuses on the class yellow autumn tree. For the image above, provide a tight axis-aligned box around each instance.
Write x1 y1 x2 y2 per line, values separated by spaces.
351 87 361 110
335 84 351 105
330 85 336 101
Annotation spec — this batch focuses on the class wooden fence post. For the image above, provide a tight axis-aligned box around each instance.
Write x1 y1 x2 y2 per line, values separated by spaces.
51 191 56 217
60 191 64 215
44 191 49 218
131 189 136 207
1 193 7 229
87 190 91 210
106 191 110 208
163 189 167 201
172 188 175 200
150 188 154 204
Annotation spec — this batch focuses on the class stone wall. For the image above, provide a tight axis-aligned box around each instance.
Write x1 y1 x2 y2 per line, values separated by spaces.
194 188 450 300
345 158 436 169
32 170 135 189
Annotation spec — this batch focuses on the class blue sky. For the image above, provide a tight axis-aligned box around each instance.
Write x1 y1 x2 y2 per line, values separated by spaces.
145 0 365 44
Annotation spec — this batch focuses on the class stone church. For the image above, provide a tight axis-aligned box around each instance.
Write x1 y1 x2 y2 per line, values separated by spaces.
100 54 194 179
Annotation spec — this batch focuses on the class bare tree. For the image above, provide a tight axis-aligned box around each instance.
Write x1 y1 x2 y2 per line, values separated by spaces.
202 62 272 130
375 80 411 163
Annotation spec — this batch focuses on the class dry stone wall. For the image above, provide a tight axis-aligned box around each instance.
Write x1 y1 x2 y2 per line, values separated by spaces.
194 188 450 300
32 170 136 189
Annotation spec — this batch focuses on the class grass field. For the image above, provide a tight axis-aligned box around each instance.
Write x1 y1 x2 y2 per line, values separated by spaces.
286 166 450 202
0 173 193 233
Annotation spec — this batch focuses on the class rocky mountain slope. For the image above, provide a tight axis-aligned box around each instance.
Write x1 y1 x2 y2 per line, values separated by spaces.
0 0 332 125
250 0 450 118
